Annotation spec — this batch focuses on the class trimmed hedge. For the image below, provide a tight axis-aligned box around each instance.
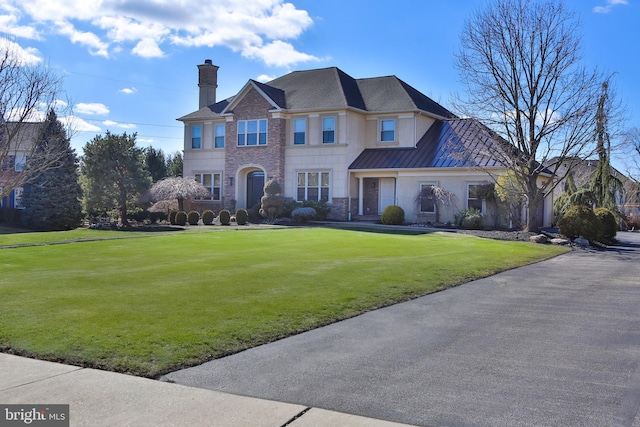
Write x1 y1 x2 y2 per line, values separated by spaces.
218 209 231 225
174 211 187 226
169 210 178 225
202 210 215 225
235 209 248 225
187 211 200 226
381 205 405 225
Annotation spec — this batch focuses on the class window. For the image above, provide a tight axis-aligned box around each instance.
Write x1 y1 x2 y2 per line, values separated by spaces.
191 126 202 149
15 156 26 172
380 119 395 142
419 184 436 213
13 187 24 209
322 117 335 144
214 124 225 148
467 184 484 213
237 119 267 146
195 173 222 201
293 118 306 145
2 155 15 171
297 171 330 201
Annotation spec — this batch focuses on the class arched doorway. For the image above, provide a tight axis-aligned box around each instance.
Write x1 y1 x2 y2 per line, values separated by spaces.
246 171 265 209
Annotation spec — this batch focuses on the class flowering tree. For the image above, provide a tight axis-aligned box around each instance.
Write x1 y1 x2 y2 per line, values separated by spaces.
145 176 209 211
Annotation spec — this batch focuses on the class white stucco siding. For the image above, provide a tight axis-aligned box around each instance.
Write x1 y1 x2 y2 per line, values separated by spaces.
284 145 349 200
183 151 225 177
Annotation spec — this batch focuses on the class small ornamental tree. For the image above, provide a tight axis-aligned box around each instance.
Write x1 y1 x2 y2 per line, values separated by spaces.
144 176 209 211
260 179 284 222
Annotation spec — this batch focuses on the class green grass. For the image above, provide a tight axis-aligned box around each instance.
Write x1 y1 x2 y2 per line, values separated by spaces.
0 227 568 377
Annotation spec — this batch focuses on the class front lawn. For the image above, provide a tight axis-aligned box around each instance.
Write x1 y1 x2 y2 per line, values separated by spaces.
0 227 568 377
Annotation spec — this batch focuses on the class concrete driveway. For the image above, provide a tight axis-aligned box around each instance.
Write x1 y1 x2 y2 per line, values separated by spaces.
165 232 640 427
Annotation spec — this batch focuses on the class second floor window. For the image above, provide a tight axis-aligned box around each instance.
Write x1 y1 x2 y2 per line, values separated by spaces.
191 126 202 149
214 124 225 148
238 119 267 146
294 118 306 145
322 117 335 144
380 119 395 142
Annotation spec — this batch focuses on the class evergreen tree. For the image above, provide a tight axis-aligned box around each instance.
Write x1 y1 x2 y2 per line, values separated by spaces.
166 151 183 177
591 80 623 212
21 110 83 231
81 131 151 225
143 146 167 182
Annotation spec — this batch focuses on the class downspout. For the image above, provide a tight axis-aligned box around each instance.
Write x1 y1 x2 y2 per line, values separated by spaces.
347 170 351 221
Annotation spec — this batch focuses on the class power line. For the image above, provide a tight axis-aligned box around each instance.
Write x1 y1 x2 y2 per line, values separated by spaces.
76 116 182 128
61 69 196 95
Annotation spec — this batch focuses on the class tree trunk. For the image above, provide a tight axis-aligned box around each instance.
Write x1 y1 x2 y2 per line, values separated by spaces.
178 197 184 211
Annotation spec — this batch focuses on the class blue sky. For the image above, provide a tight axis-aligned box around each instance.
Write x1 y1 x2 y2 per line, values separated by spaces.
1 0 638 170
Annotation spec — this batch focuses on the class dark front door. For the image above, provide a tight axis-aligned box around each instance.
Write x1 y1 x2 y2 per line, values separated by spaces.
247 171 265 209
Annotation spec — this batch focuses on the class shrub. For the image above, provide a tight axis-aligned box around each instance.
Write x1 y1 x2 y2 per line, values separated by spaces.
381 205 405 225
218 209 231 225
281 200 301 218
187 211 200 226
594 207 617 241
291 207 317 223
558 205 603 243
169 210 178 225
202 210 215 225
301 200 331 220
174 211 187 226
235 208 248 225
455 208 483 230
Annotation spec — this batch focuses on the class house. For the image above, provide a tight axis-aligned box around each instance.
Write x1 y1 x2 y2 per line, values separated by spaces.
0 122 39 210
179 60 554 227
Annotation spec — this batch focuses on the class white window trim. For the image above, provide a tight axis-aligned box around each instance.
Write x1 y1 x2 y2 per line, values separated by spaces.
466 182 486 214
195 172 223 201
214 124 225 149
379 118 397 143
296 170 331 202
191 125 202 150
293 117 307 145
237 119 268 147
418 182 438 214
322 116 336 144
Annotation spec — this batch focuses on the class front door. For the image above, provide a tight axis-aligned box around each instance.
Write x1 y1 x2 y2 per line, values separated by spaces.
379 178 396 214
246 171 265 209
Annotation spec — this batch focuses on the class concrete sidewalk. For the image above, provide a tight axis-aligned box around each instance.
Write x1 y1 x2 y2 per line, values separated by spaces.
0 353 412 427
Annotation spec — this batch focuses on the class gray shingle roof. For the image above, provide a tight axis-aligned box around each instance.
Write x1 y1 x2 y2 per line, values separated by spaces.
178 66 454 119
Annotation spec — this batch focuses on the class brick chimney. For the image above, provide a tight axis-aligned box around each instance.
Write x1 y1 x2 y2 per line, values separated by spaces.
198 59 219 109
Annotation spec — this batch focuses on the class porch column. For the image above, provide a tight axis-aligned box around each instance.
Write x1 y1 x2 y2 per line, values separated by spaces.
358 177 364 216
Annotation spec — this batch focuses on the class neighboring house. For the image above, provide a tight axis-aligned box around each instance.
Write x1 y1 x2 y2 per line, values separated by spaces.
179 60 554 227
550 156 640 217
0 122 39 210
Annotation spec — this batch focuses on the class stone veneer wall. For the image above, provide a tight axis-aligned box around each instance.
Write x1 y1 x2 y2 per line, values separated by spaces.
223 87 286 210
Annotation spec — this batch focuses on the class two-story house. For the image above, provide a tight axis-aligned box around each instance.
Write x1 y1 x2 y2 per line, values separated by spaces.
0 122 38 210
179 60 554 227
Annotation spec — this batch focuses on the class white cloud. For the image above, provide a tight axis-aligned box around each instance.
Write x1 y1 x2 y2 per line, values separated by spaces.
60 115 101 133
119 87 137 95
593 0 629 13
2 0 317 67
256 74 276 83
0 39 42 65
75 103 110 115
102 120 136 129
137 137 154 144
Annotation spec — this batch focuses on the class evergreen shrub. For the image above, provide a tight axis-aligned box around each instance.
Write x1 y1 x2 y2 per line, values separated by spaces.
594 207 617 241
218 209 231 225
381 205 405 225
187 211 200 225
175 211 187 226
455 208 483 230
169 210 178 225
558 205 603 243
202 210 215 225
235 208 248 225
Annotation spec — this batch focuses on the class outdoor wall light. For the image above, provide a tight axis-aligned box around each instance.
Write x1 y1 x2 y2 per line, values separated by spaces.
227 177 234 186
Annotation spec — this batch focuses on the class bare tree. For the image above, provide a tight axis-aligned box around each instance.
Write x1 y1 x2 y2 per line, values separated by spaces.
144 176 209 211
454 0 603 231
0 38 71 201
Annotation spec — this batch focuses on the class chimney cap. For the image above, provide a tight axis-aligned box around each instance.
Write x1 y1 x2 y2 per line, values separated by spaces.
204 59 212 65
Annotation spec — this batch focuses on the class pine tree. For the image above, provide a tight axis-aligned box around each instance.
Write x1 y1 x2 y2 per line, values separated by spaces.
21 110 83 230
